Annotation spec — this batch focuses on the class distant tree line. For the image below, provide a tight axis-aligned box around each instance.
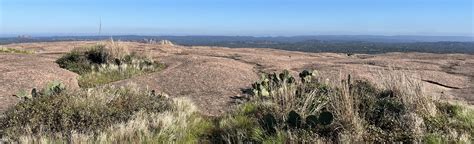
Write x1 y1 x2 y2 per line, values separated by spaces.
1 36 473 54
180 40 474 54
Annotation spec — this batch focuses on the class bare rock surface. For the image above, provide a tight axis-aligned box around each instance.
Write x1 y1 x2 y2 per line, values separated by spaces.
1 41 473 115
0 54 79 112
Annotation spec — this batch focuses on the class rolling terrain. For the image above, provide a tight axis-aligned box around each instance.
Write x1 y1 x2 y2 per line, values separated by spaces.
1 41 473 115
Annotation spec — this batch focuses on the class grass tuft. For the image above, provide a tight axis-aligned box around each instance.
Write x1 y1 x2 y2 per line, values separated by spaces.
0 47 34 54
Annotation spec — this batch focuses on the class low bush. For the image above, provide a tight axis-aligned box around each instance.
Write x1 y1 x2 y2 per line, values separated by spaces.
1 82 171 141
56 50 92 74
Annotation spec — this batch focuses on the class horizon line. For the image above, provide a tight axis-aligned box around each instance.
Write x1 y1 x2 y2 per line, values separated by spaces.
1 34 473 38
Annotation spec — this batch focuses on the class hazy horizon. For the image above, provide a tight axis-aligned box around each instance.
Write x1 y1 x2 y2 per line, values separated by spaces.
1 0 473 36
1 33 474 39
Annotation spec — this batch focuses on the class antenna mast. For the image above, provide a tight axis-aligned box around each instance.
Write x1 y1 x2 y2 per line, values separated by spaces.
98 17 102 36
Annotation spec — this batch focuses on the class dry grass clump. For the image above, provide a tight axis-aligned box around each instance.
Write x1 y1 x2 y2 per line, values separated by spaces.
375 70 438 117
101 39 130 61
56 40 165 88
251 70 330 117
328 75 364 141
329 71 472 143
0 47 34 54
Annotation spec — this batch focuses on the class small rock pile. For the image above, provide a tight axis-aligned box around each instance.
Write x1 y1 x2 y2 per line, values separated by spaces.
157 40 174 46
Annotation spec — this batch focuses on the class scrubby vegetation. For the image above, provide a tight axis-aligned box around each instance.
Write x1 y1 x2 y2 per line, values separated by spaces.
1 70 472 143
0 47 34 54
205 70 472 143
0 82 211 143
55 41 164 88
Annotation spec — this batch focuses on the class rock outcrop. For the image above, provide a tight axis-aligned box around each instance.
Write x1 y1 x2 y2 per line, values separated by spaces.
157 40 174 46
0 54 79 112
1 41 473 115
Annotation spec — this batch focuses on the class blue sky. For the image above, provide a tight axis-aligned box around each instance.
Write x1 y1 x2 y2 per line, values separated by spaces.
0 0 473 36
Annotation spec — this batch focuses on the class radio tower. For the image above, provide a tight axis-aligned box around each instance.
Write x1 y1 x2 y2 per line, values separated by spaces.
98 17 102 36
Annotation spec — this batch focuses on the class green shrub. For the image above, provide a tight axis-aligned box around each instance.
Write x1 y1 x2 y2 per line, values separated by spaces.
347 80 429 142
1 83 171 140
84 45 109 64
56 50 92 74
207 102 268 143
423 102 473 142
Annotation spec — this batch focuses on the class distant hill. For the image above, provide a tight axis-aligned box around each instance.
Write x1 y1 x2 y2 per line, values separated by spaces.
1 35 472 43
1 35 473 54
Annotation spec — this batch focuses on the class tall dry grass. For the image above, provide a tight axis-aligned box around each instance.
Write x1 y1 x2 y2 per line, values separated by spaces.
328 69 471 142
374 71 437 140
328 74 364 141
102 38 130 62
375 70 438 117
13 98 206 143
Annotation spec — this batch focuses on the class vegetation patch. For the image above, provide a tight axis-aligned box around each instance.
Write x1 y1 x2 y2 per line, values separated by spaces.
207 70 474 143
1 70 472 143
0 82 212 143
0 47 34 54
55 41 165 88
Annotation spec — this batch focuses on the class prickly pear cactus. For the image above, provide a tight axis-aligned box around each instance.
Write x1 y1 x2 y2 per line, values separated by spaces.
252 82 270 97
318 111 334 125
299 70 316 83
261 113 277 134
44 81 65 96
279 70 291 82
287 110 302 128
252 70 296 98
31 88 38 98
15 89 32 101
260 88 270 97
